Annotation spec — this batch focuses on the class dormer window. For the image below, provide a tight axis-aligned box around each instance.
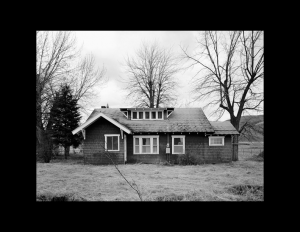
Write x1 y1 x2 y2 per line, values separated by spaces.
139 112 143 119
132 112 137 119
151 111 156 119
131 110 164 120
145 112 150 119
158 111 162 119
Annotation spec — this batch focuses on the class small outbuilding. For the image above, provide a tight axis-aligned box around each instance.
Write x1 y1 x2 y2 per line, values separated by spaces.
72 107 239 165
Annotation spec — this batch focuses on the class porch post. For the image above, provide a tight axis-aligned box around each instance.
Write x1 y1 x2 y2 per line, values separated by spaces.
124 134 127 164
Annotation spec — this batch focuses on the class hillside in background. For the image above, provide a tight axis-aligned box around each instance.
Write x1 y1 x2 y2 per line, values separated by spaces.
225 115 264 142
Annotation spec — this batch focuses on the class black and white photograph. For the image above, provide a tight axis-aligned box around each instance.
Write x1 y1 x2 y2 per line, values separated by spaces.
36 31 264 201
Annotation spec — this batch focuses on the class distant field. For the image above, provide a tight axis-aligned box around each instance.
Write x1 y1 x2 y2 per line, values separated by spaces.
37 149 263 201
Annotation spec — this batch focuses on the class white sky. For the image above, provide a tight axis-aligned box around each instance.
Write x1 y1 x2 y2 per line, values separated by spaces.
73 31 262 122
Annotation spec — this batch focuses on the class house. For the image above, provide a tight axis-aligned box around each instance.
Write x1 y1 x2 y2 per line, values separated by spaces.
72 107 239 165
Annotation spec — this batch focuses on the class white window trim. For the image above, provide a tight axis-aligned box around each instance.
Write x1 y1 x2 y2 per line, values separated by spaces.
209 136 225 146
172 135 185 154
131 111 138 120
133 135 159 154
157 111 163 120
104 134 120 151
131 110 164 120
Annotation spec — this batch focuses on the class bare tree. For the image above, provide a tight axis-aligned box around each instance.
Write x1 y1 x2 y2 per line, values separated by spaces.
124 42 180 108
36 31 107 162
239 117 264 142
36 31 78 129
67 53 107 119
181 31 264 161
36 31 79 162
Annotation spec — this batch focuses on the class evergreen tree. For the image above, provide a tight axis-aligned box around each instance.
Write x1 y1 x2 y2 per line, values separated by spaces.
48 84 83 159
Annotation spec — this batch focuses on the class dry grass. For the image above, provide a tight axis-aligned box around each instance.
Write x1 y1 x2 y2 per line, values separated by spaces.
37 149 263 201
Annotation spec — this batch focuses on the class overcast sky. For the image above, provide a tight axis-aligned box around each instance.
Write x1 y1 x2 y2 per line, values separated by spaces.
73 31 262 122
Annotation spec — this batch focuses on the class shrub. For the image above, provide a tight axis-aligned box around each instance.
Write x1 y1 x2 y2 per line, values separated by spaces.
157 161 174 166
177 152 197 165
36 192 87 201
258 150 264 158
155 193 184 201
150 191 207 201
227 185 263 201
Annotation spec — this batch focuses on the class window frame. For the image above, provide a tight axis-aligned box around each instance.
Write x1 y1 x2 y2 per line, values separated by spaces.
145 111 150 119
171 135 185 154
133 135 159 154
104 134 120 151
132 111 138 119
208 136 225 146
151 111 157 120
138 111 144 119
131 110 164 120
131 111 144 120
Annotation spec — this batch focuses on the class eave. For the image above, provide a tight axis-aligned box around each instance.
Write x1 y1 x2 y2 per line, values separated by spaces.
72 112 132 135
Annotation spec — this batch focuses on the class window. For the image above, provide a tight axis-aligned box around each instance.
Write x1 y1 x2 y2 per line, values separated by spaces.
139 112 144 119
145 112 150 119
104 134 120 151
142 138 150 153
131 110 163 120
172 135 185 154
151 111 156 119
133 136 159 154
209 136 224 146
132 112 137 119
158 111 162 119
134 138 140 153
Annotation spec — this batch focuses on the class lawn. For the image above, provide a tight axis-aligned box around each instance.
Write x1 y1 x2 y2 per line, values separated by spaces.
37 147 263 201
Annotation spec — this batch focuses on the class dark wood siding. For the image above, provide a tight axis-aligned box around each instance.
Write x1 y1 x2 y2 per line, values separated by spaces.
83 117 124 165
170 134 232 164
126 133 232 164
127 134 169 163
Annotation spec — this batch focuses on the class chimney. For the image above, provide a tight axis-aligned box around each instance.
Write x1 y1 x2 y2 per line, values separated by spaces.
101 106 106 108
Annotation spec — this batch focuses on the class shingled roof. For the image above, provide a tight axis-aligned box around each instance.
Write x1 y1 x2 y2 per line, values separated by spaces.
209 121 239 135
86 108 215 133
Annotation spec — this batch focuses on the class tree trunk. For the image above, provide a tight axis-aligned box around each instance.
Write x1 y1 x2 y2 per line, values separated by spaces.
232 135 239 161
230 116 240 161
37 128 53 163
64 146 70 159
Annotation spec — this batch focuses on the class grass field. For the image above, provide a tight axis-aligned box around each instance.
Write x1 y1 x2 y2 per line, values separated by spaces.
37 144 263 201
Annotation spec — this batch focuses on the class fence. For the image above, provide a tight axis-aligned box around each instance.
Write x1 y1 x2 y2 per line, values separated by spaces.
54 145 83 155
238 142 264 160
